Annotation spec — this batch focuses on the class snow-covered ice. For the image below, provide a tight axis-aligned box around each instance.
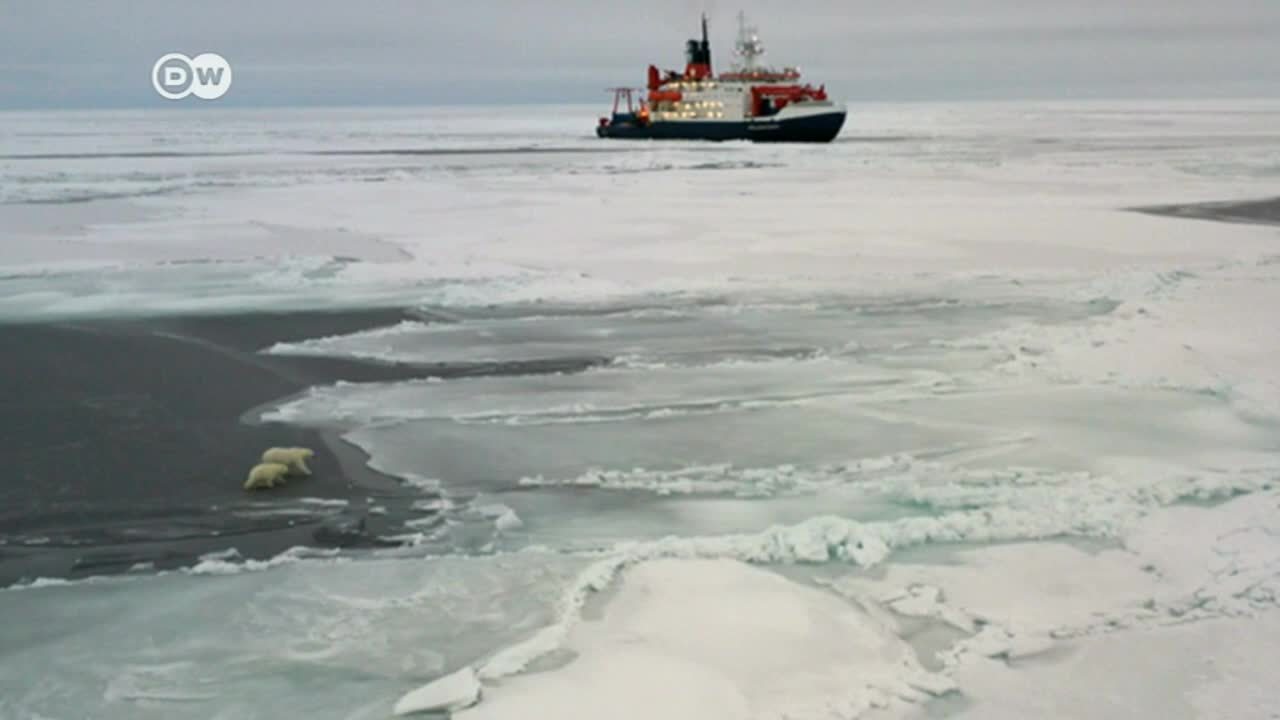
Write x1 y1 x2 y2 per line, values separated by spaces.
3 101 1280 719
461 558 953 720
394 665 482 716
459 489 1280 720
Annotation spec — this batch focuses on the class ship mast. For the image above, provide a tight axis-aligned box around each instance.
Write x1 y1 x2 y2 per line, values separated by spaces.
734 11 765 71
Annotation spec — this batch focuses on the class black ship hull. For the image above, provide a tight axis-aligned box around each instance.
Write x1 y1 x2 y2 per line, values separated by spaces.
597 109 845 143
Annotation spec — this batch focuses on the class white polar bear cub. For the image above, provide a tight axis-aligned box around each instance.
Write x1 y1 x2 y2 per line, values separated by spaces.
261 446 315 476
245 462 291 490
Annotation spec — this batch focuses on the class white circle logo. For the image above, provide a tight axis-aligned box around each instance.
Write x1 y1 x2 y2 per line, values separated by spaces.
152 53 232 100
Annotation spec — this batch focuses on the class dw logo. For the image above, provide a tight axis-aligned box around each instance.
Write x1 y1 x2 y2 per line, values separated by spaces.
152 53 232 100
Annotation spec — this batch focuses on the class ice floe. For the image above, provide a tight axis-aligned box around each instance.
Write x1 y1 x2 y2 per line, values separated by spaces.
469 465 1276 684
460 489 1280 719
460 559 953 720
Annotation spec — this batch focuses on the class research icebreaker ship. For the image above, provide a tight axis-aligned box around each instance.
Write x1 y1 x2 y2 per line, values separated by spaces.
597 13 846 143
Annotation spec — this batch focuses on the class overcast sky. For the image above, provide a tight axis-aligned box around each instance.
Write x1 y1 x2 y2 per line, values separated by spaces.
2 0 1278 109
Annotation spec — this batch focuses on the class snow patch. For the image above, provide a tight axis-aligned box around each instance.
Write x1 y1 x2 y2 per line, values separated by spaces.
394 666 482 716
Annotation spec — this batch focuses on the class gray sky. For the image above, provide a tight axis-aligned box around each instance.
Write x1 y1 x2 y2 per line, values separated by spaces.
2 0 1278 109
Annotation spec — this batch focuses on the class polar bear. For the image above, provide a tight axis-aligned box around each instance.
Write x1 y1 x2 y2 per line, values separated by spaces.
245 462 291 490
261 447 315 476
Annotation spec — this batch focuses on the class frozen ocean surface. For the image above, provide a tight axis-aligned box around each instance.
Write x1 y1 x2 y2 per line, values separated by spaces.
2 101 1280 719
